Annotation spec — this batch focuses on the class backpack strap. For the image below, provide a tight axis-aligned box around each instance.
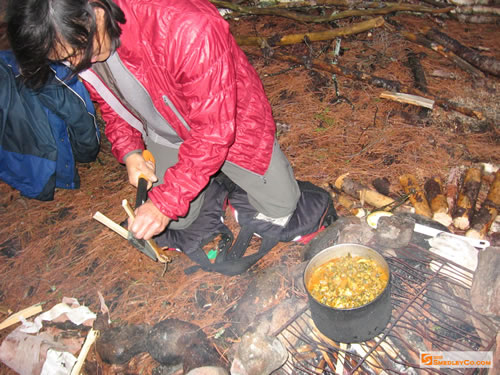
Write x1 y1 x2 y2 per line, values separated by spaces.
185 224 279 276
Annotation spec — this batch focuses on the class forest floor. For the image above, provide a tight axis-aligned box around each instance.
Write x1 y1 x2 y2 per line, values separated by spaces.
0 4 499 375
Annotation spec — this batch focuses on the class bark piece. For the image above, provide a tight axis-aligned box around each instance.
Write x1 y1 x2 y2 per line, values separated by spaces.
399 174 433 218
453 167 482 230
466 170 500 239
424 176 452 227
335 173 395 208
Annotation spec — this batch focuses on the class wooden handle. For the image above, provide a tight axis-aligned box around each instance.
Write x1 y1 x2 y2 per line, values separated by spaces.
93 211 129 239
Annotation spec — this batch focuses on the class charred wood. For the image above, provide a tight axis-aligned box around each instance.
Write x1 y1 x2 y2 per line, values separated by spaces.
453 167 482 231
401 31 485 78
423 27 500 77
399 174 433 218
466 170 500 239
424 176 453 227
406 51 428 93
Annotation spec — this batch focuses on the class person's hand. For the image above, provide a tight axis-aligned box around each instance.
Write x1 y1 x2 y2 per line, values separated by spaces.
125 152 158 188
129 201 171 240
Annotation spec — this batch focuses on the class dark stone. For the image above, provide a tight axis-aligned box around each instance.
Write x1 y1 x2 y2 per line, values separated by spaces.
374 214 414 249
96 324 150 364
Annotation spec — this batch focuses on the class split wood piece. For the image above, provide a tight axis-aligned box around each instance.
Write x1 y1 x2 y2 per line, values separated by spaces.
0 303 43 330
466 170 500 239
335 173 395 209
379 91 434 109
423 27 500 77
211 0 452 23
399 174 432 218
93 211 129 240
452 167 482 230
424 176 452 227
235 17 384 47
401 31 485 79
70 328 99 375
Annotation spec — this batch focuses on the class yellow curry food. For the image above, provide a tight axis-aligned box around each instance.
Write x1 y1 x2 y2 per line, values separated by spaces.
307 253 389 309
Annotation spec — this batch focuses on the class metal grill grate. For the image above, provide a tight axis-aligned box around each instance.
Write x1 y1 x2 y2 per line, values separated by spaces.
273 244 497 374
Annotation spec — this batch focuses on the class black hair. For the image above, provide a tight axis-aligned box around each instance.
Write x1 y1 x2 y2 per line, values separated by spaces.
7 0 125 89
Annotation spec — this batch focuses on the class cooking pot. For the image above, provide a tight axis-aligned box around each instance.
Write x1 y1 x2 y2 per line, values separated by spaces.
303 243 392 343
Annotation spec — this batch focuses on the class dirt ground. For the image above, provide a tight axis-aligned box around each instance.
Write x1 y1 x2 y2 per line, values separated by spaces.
0 4 499 375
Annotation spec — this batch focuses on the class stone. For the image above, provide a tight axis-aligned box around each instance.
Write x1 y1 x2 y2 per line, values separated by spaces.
230 320 288 375
470 246 500 317
373 214 414 249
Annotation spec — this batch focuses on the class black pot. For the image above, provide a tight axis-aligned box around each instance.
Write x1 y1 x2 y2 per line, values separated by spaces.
304 243 392 343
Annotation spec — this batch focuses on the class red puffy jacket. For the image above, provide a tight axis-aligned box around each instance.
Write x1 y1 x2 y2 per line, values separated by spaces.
83 0 276 220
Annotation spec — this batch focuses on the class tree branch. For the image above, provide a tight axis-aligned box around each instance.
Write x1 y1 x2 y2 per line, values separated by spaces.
235 16 384 46
210 0 453 23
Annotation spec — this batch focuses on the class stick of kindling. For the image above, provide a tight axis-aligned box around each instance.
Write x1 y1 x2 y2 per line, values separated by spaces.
70 328 99 375
0 303 43 330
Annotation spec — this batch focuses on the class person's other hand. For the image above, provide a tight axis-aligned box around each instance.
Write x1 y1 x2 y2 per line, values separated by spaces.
129 201 171 240
125 152 158 188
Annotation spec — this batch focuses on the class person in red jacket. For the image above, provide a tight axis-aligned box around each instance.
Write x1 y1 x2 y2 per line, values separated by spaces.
7 0 300 240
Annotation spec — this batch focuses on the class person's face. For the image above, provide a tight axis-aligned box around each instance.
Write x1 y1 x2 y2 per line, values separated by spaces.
50 7 112 66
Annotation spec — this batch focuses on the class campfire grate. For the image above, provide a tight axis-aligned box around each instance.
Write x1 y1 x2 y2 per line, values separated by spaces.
273 243 497 375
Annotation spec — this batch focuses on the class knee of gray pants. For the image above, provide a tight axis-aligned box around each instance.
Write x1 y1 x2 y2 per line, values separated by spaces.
145 139 206 231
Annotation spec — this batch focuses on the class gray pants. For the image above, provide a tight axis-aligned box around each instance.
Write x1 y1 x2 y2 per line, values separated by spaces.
146 138 300 230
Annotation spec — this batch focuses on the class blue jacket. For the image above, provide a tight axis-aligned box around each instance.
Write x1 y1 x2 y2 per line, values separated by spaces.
0 51 100 200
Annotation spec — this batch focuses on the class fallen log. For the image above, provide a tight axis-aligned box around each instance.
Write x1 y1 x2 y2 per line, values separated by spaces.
401 31 485 78
466 170 500 239
399 174 433 218
211 0 453 23
335 173 395 209
423 27 500 77
424 176 452 227
235 16 384 47
453 167 482 230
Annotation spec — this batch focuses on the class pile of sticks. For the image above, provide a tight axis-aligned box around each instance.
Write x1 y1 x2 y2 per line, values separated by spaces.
332 167 500 240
